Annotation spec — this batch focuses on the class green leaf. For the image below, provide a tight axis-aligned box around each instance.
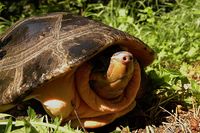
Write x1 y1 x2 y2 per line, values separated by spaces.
24 120 38 133
0 113 12 119
15 120 24 127
118 9 126 16
173 46 182 54
10 127 25 133
4 118 12 133
188 47 197 57
27 107 36 120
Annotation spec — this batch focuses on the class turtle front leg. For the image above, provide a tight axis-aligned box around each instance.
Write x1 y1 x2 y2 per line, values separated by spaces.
31 71 77 119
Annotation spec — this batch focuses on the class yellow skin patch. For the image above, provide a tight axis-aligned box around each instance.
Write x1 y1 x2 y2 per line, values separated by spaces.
29 51 141 128
32 71 78 119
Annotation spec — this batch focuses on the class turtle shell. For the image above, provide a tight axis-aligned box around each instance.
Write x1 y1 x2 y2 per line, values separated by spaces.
0 12 155 105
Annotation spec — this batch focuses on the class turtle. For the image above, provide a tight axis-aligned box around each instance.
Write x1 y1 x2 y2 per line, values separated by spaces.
0 12 155 128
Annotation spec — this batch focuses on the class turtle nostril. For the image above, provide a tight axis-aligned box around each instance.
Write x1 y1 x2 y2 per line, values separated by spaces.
123 56 128 61
122 55 132 63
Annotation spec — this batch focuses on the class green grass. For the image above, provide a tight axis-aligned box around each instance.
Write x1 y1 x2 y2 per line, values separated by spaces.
0 108 82 133
0 0 200 132
83 0 200 108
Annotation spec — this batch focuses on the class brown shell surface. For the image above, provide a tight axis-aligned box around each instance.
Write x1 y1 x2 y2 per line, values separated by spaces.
0 12 155 105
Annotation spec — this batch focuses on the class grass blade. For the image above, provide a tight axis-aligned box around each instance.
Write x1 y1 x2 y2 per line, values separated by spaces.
4 118 12 133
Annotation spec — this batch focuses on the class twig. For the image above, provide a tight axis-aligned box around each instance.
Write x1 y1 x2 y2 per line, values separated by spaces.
74 109 88 133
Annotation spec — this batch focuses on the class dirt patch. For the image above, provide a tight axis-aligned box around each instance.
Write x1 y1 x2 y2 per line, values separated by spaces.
90 102 199 133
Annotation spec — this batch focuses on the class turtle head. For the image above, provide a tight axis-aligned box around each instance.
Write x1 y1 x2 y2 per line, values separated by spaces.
90 51 135 99
107 51 134 82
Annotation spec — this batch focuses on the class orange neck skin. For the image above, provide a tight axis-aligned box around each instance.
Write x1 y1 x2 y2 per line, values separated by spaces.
68 60 141 128
30 51 141 129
